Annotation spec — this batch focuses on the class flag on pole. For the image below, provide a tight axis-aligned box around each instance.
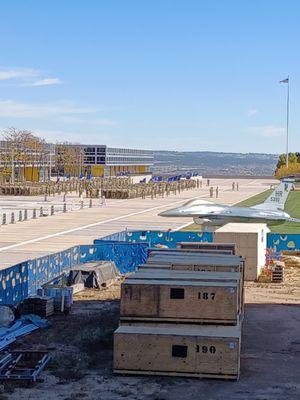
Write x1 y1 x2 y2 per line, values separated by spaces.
280 78 289 83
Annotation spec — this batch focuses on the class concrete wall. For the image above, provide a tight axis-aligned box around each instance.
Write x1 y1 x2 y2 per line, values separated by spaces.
214 223 270 281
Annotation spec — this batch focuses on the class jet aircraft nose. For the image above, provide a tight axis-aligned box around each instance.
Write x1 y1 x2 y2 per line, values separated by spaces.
159 207 184 217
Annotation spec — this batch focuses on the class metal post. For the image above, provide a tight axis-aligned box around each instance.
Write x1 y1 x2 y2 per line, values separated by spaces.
50 205 54 215
280 77 290 167
19 210 22 221
286 77 290 167
24 209 28 220
10 212 15 224
89 199 92 208
40 207 43 217
2 213 6 225
33 208 36 219
63 203 67 213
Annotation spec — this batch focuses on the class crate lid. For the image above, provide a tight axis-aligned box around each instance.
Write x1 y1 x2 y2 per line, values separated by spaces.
124 278 238 288
115 323 241 338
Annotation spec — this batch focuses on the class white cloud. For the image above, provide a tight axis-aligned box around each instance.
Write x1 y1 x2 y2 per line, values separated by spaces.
0 100 96 118
30 78 63 86
0 68 39 81
247 108 258 117
0 67 62 87
246 125 285 137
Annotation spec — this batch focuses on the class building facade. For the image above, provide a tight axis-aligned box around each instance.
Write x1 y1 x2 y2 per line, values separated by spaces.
56 144 154 177
0 140 153 181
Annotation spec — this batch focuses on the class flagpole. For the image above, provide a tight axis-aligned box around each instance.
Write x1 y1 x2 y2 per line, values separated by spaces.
286 76 290 168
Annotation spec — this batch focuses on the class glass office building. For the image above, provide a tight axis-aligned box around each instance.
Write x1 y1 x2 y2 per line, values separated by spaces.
59 144 154 177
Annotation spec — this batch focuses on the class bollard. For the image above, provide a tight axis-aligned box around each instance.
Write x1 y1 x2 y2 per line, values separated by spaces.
210 187 214 198
19 210 22 221
89 199 92 208
2 213 6 225
63 193 66 202
44 194 47 202
80 200 84 209
33 208 37 219
63 203 67 213
40 207 43 217
50 205 54 215
10 212 15 224
216 187 219 198
24 209 28 221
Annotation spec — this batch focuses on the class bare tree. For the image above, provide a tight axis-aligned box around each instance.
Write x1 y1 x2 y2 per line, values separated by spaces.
0 127 47 182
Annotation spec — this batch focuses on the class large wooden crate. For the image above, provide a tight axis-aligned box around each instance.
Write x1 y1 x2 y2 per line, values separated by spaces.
132 269 244 317
147 252 243 267
146 253 244 278
114 323 241 379
120 276 241 324
139 261 242 273
176 242 236 254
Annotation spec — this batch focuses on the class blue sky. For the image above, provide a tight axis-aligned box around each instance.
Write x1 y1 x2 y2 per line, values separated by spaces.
0 1 299 153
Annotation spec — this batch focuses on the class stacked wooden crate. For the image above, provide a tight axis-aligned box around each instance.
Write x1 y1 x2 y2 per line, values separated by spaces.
21 296 54 318
114 247 244 380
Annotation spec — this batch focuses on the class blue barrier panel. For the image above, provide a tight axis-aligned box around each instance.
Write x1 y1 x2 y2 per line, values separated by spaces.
27 259 37 297
70 246 80 267
49 253 62 279
99 231 127 242
109 230 214 248
0 263 25 305
267 233 300 252
79 243 148 273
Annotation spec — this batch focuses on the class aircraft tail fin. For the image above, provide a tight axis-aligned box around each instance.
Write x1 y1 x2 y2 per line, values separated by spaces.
252 179 294 211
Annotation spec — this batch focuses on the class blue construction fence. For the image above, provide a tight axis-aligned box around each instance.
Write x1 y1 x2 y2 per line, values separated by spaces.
100 230 300 253
0 242 148 306
98 230 213 247
1 229 300 306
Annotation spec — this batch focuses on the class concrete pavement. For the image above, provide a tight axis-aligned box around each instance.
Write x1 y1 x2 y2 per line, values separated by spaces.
0 178 277 268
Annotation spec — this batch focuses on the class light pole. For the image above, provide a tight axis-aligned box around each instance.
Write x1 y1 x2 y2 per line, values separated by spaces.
280 77 290 167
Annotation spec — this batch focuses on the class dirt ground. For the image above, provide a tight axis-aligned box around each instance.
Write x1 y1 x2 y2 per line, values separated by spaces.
2 267 300 400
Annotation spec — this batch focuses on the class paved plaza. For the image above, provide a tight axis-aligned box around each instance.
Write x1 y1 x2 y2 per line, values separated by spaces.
0 178 277 268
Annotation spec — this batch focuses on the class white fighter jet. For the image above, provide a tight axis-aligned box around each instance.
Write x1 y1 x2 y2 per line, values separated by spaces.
159 179 300 228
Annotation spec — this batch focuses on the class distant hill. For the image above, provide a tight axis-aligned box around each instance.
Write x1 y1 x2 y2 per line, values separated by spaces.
152 151 278 176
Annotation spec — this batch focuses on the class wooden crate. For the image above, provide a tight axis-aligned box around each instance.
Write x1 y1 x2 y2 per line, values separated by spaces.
114 323 241 379
147 253 244 270
139 262 242 273
120 277 241 324
176 242 236 254
132 269 244 317
148 251 240 263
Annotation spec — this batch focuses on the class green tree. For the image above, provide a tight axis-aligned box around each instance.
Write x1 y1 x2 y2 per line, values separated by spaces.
276 153 298 171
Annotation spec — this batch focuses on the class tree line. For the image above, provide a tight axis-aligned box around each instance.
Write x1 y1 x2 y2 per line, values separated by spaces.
275 153 300 179
0 127 84 182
